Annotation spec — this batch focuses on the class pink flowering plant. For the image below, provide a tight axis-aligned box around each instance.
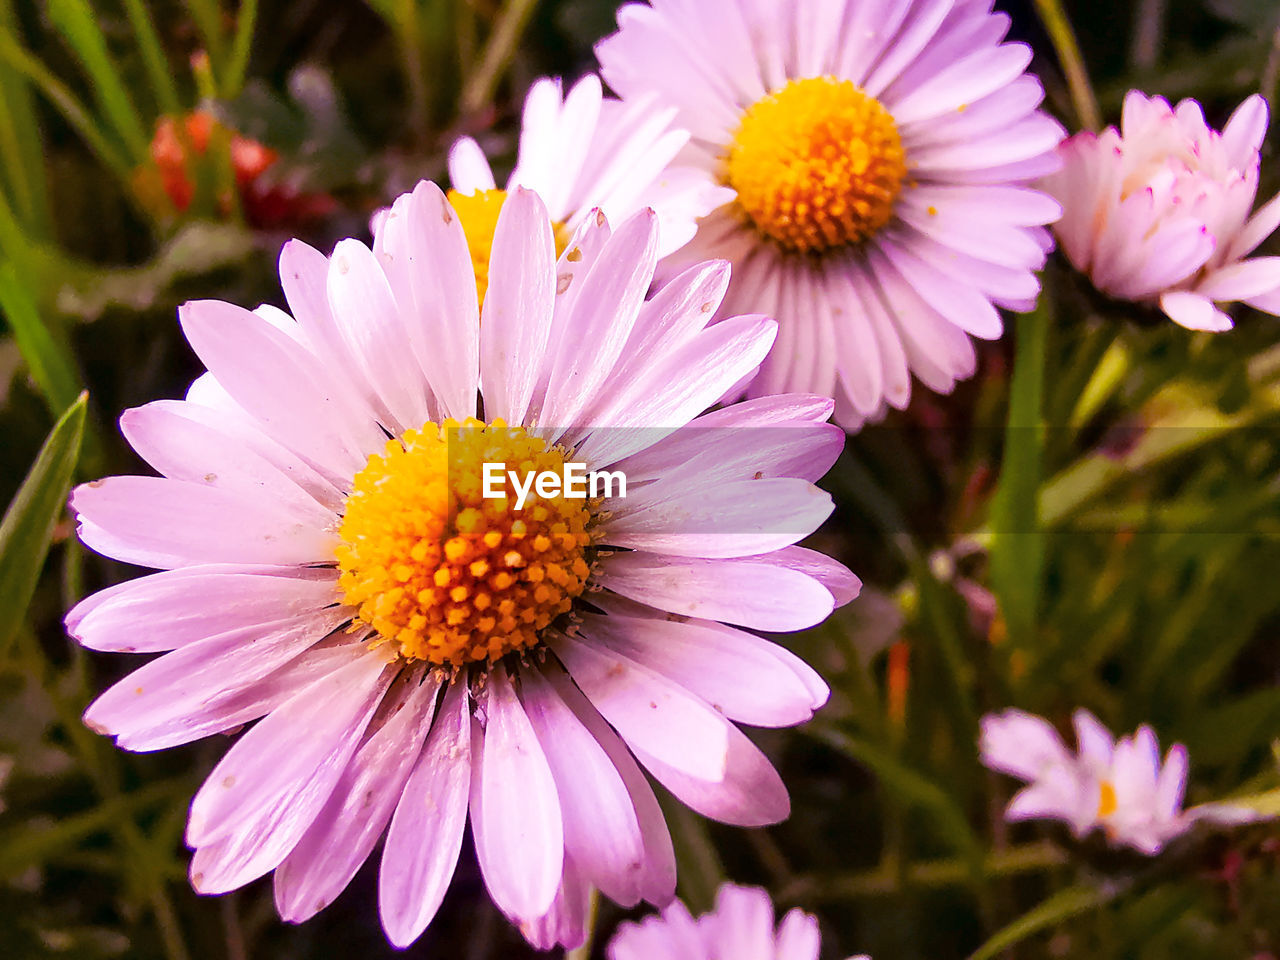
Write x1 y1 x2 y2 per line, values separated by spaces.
1 2 1280 960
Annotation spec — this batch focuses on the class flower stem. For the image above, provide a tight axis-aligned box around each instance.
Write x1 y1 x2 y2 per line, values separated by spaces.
989 298 1051 651
1033 0 1102 131
460 0 540 116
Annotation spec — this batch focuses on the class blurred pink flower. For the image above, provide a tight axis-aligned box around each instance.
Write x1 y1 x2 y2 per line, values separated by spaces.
608 882 869 960
66 182 857 950
1044 91 1280 331
448 74 732 258
981 708 1261 854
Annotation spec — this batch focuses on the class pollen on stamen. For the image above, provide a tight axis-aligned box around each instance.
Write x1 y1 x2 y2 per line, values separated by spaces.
1097 780 1119 818
724 75 908 255
335 418 594 667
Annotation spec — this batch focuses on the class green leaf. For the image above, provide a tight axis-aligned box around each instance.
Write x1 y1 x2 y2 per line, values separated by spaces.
0 392 87 653
0 261 80 415
969 883 1123 960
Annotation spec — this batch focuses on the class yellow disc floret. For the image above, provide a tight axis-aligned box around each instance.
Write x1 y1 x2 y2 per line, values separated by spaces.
724 76 907 255
446 188 571 305
1097 780 1118 819
336 418 593 667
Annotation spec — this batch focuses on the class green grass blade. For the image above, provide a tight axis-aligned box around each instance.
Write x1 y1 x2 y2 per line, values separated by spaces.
968 883 1122 960
182 0 228 91
988 299 1050 648
0 2 52 238
224 0 258 98
0 393 87 654
121 0 182 116
0 31 133 183
0 261 81 415
808 725 983 864
46 0 151 159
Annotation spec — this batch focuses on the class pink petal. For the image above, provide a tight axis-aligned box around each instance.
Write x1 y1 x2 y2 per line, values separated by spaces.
632 719 789 827
470 665 564 920
520 667 647 905
554 632 729 781
547 666 676 906
774 908 822 960
178 299 383 478
539 208 659 430
378 680 473 948
327 238 433 433
596 552 835 631
574 315 778 467
274 673 441 922
186 652 391 892
68 565 337 653
72 476 337 569
84 607 352 751
447 136 497 192
577 610 827 727
1159 290 1233 331
479 187 557 425
120 400 340 518
604 477 833 559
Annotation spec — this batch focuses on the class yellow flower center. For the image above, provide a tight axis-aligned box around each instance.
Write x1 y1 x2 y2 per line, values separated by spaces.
446 188 570 304
724 76 907 255
1097 780 1118 819
336 418 594 667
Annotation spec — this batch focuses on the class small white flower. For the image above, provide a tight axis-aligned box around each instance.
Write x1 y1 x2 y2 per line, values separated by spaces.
981 708 1260 855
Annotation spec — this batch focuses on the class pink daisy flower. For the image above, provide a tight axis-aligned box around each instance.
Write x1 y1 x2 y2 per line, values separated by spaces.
597 0 1064 429
981 708 1263 855
608 882 869 960
444 74 732 300
1044 91 1280 332
66 182 858 949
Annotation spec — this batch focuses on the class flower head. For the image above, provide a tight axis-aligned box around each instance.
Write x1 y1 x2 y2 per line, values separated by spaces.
981 708 1260 854
1044 91 1280 331
445 74 733 302
597 0 1064 429
66 182 857 949
608 882 869 960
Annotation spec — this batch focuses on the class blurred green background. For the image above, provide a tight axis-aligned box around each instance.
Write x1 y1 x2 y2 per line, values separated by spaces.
3 0 1280 957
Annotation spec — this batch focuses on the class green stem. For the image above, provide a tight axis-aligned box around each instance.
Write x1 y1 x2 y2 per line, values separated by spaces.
122 0 183 116
564 888 598 960
1033 0 1102 131
460 0 540 116
779 842 1068 902
989 299 1050 650
658 790 724 914
183 0 227 91
225 0 258 99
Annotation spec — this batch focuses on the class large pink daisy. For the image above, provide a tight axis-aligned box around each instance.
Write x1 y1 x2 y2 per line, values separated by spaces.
66 182 857 949
597 0 1065 428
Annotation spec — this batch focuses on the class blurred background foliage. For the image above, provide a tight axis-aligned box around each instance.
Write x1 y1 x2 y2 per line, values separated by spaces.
1 0 1280 957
